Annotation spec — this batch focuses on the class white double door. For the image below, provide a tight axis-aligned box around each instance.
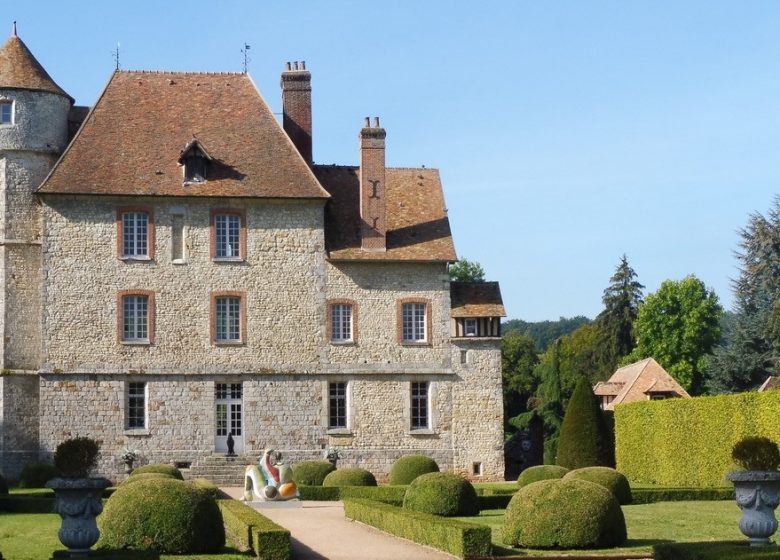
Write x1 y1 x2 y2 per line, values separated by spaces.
215 383 244 454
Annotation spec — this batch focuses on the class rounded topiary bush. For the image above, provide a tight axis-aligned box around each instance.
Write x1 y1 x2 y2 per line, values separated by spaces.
0 474 7 494
292 461 336 486
130 464 184 480
188 478 220 499
517 465 569 487
98 478 224 553
388 455 440 485
502 478 626 549
563 467 632 504
323 468 377 487
18 462 60 488
402 472 478 516
54 437 100 478
122 472 176 485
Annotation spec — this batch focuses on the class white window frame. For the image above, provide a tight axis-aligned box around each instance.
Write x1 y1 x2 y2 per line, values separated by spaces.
215 296 241 342
214 214 241 259
126 381 148 433
0 101 12 125
122 212 149 258
402 303 427 343
122 295 149 342
328 381 349 429
330 304 353 343
410 381 430 431
465 318 477 336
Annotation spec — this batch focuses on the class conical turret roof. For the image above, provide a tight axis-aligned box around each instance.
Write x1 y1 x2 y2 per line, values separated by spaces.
0 31 72 102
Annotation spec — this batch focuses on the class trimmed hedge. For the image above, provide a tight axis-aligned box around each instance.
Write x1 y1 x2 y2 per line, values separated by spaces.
517 465 569 487
654 541 780 559
323 468 377 487
218 499 290 560
0 495 55 513
403 472 478 517
122 472 176 485
18 462 60 488
388 455 439 485
477 494 513 510
0 474 7 494
632 487 733 504
188 478 220 500
130 464 184 480
298 484 406 505
344 498 491 559
563 467 632 504
292 461 336 486
616 390 780 487
502 478 626 549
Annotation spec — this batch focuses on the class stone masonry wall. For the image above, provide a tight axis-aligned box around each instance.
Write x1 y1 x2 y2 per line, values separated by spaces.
0 374 40 480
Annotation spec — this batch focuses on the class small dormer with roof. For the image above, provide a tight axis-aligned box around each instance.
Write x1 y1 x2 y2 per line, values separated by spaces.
594 357 690 410
450 282 506 338
179 138 213 184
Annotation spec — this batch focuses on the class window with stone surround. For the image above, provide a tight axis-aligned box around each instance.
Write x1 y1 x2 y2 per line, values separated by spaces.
328 382 348 429
210 209 246 261
117 290 155 344
328 300 357 343
117 207 154 259
211 291 246 345
410 381 429 430
398 299 431 344
127 381 147 430
0 101 12 125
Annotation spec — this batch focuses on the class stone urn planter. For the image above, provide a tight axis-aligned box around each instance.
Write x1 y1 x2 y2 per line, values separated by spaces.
46 476 111 557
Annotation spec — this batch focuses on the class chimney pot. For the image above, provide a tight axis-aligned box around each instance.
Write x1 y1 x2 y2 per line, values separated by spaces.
374 117 380 128
364 117 370 128
301 61 306 70
286 61 292 71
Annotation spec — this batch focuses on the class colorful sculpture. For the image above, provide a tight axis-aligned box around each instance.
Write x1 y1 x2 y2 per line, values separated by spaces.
244 448 299 502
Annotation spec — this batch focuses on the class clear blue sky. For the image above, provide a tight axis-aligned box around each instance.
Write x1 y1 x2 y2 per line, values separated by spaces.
10 1 780 321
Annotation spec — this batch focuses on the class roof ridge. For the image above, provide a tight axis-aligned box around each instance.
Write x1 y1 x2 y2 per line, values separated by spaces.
116 70 246 76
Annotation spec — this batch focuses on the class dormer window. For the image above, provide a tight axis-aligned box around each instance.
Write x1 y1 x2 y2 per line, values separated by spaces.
0 101 12 125
178 139 213 184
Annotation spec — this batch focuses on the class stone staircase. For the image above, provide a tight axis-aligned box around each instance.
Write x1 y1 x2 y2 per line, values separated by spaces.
185 454 254 486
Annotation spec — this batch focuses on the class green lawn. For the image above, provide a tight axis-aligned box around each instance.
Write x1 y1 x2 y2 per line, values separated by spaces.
456 500 743 557
0 513 248 560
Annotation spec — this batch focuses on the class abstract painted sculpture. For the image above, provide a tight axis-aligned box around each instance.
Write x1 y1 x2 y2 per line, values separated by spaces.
244 448 299 502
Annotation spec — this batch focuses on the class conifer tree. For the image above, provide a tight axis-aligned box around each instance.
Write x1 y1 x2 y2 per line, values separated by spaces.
555 377 614 469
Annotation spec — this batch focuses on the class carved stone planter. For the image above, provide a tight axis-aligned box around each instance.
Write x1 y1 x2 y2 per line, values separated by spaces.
727 471 780 546
46 477 111 557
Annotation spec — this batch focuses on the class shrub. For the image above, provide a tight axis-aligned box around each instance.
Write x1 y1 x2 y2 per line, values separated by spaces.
502 478 626 549
388 455 439 485
731 436 780 471
98 478 224 553
54 437 100 478
402 472 478 517
218 499 290 560
323 468 377 487
298 485 407 504
632 487 733 504
654 541 780 560
188 478 220 499
18 462 60 488
122 472 176 485
563 466 632 504
292 461 335 486
0 474 7 494
517 465 569 487
556 378 613 469
130 464 184 480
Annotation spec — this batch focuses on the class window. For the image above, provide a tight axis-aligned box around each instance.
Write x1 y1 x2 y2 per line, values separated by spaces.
127 382 147 429
210 209 246 261
410 382 429 430
211 292 246 344
465 319 477 336
399 300 430 343
328 300 356 343
117 207 154 259
328 382 348 429
0 101 12 124
117 290 155 344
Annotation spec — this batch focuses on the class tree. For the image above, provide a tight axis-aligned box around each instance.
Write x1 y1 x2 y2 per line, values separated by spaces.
502 332 540 430
555 377 614 469
502 316 592 352
627 275 722 394
449 258 485 282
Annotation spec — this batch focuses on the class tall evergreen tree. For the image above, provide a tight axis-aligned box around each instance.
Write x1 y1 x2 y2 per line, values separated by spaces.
555 377 614 469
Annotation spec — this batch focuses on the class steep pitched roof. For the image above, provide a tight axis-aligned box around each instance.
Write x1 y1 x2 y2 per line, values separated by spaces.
596 357 690 410
315 165 456 262
450 282 506 317
38 71 329 199
0 34 71 101
759 376 780 391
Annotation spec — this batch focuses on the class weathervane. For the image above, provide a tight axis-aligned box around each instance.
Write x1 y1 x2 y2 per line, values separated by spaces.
113 42 121 71
241 43 251 73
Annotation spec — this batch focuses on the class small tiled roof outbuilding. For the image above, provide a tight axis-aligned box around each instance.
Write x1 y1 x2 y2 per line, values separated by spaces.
449 281 506 318
594 357 690 410
0 34 72 101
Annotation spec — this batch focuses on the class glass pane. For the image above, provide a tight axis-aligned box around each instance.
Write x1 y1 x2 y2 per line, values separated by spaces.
215 214 240 258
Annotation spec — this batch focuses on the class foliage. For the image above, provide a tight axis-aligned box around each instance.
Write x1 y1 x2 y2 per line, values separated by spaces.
53 437 99 478
122 472 176 485
625 275 722 394
502 316 592 353
516 465 569 487
388 455 439 485
291 460 336 486
344 498 492 558
298 484 407 505
502 478 626 549
502 332 540 429
187 478 220 500
631 487 733 503
0 474 7 494
402 472 479 517
18 462 60 488
654 541 780 560
563 467 632 504
556 377 614 469
615 390 780 487
131 464 184 480
731 436 780 471
98 478 224 553
323 468 377 487
448 257 485 282
217 499 290 560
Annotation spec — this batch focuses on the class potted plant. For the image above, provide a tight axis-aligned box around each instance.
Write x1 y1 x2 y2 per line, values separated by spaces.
726 436 780 546
119 448 138 474
45 437 111 557
325 446 343 468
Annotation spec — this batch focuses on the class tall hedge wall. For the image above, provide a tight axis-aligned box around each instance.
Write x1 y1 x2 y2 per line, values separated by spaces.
616 390 780 487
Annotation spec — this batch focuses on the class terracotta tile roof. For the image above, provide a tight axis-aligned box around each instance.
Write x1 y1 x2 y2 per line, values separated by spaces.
759 376 780 391
593 382 624 396
315 165 456 262
450 282 506 317
38 71 329 199
597 357 690 410
0 35 72 101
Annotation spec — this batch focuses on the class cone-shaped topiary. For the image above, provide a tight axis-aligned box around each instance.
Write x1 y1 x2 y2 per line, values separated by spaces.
503 478 627 549
388 455 440 485
323 468 377 487
98 478 224 553
402 472 479 516
292 461 336 486
563 467 632 504
130 464 184 480
556 377 613 469
517 465 569 487
18 462 60 488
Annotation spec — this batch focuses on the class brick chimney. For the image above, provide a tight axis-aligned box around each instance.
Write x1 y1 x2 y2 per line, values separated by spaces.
281 61 312 165
360 117 387 252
